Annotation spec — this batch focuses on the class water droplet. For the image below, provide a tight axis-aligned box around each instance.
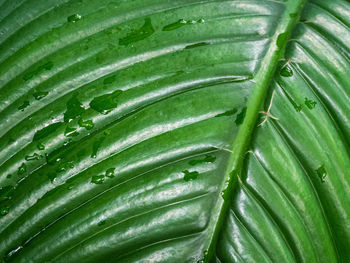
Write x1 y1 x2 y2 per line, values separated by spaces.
289 12 297 18
316 165 327 183
45 141 73 165
104 129 111 136
283 91 302 112
37 142 45 150
276 32 288 49
0 185 14 202
103 75 116 85
91 137 105 158
189 154 216 166
64 96 85 122
48 156 61 165
105 168 115 178
56 161 74 172
119 18 155 46
163 19 187 31
46 173 57 183
280 65 293 77
23 61 53 81
18 100 29 111
89 90 123 115
33 91 49 100
91 175 105 184
202 250 209 261
183 170 199 181
98 220 106 226
215 108 237 117
78 118 94 130
64 139 70 145
305 98 317 109
185 42 209 49
0 207 9 216
67 14 82 23
25 153 41 161
33 122 63 141
162 18 205 31
235 107 247 126
64 126 79 137
221 171 237 200
18 163 26 175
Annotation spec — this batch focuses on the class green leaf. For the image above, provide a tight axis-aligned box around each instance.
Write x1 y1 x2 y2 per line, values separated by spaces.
0 0 349 262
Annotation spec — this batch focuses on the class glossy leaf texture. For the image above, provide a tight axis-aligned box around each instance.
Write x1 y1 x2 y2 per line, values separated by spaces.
0 0 349 262
217 1 350 262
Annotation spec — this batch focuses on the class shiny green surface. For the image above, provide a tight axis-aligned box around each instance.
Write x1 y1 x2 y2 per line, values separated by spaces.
0 0 349 262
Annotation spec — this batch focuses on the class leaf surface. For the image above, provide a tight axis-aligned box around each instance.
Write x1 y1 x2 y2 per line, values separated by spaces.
0 0 349 262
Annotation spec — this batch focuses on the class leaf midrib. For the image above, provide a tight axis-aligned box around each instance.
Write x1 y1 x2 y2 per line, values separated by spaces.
204 0 308 261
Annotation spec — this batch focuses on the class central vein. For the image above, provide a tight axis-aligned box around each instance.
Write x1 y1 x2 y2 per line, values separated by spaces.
204 0 308 261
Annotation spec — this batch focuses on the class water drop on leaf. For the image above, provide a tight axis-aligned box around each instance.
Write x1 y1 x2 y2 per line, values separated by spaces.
316 165 327 183
103 75 116 85
183 170 199 181
18 101 29 111
0 207 9 216
235 107 247 126
89 90 122 114
33 91 49 100
91 137 105 158
105 168 115 178
64 96 85 122
47 173 57 183
215 108 237 117
98 220 106 226
91 175 105 184
23 61 53 81
67 14 82 23
185 42 209 49
276 32 288 49
37 142 45 150
33 122 63 141
189 154 216 166
25 153 41 161
119 18 155 46
0 185 14 202
162 19 187 31
280 65 293 77
305 98 317 109
78 119 94 130
18 163 26 175
162 18 205 31
56 161 75 172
